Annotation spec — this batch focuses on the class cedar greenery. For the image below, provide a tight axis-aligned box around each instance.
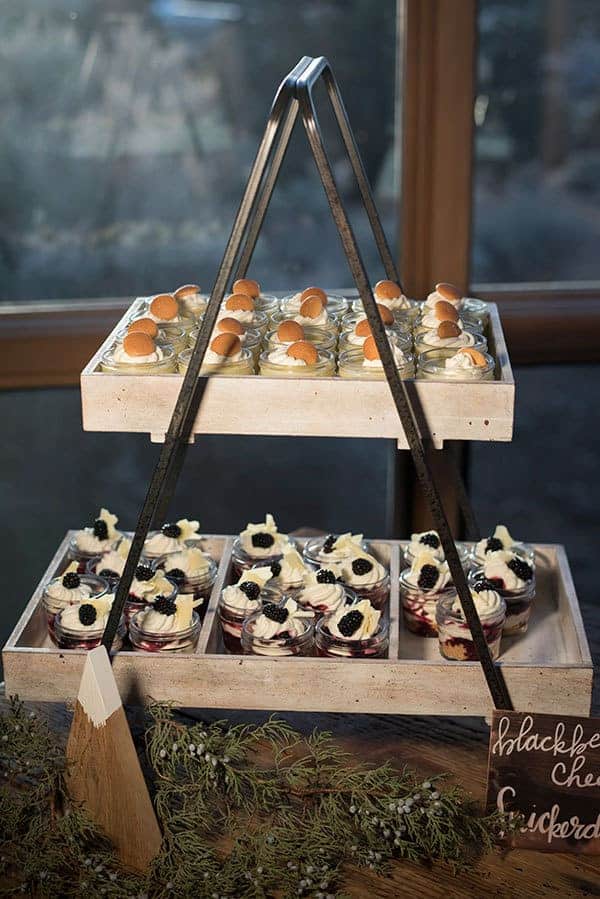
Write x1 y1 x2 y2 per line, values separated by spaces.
0 698 518 897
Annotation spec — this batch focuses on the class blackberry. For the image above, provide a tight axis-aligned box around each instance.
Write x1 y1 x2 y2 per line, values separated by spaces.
135 565 154 582
337 609 364 638
472 577 498 593
78 603 97 626
316 568 337 584
419 532 440 550
162 523 182 539
322 535 336 554
239 581 261 601
99 568 119 580
93 519 108 540
270 561 282 578
251 532 275 549
417 564 439 591
507 557 533 583
154 595 177 616
62 572 81 589
485 537 503 554
352 557 373 576
262 603 289 624
167 568 186 584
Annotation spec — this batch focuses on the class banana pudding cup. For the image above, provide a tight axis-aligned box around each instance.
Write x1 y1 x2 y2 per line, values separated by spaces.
231 277 278 315
143 292 194 330
417 347 495 381
178 335 255 376
189 319 262 363
259 341 335 378
414 322 486 356
280 286 348 317
271 298 339 337
423 282 489 327
100 332 177 375
174 283 207 319
218 293 269 334
263 320 337 353
338 338 415 380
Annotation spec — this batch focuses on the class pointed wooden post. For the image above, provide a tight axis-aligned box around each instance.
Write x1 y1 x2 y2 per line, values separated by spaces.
66 647 162 872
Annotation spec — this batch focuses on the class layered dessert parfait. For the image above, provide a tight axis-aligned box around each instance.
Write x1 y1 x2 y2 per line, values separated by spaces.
263 320 336 353
157 546 217 612
178 334 255 376
144 292 194 329
471 525 535 568
174 283 207 318
231 277 278 314
123 564 178 623
403 530 470 567
280 286 348 317
259 341 335 378
129 594 200 653
218 566 279 653
144 519 203 559
69 508 122 564
86 537 135 585
423 282 488 326
417 347 495 381
189 318 262 363
100 332 177 375
303 532 368 567
217 293 268 334
338 550 389 609
315 599 388 658
271 297 338 337
266 547 311 593
54 597 124 652
399 551 455 636
296 566 356 618
241 598 314 657
436 588 506 661
43 561 109 636
231 513 292 576
338 336 415 380
413 321 486 356
469 550 536 635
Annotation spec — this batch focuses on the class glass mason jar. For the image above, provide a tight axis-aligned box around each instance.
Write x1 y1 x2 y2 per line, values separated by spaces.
270 310 339 338
469 539 535 570
217 308 270 335
143 532 205 561
302 535 370 567
156 554 217 622
137 299 196 332
177 347 255 376
340 309 413 337
177 291 208 319
315 615 389 658
258 348 336 378
124 579 179 625
436 593 506 661
417 348 495 381
262 328 337 354
188 326 262 362
279 291 349 317
115 324 188 356
129 609 201 653
340 571 390 611
413 329 487 357
53 611 125 652
248 293 279 315
99 344 178 375
337 348 415 381
230 537 294 579
468 569 536 636
399 569 457 637
218 584 283 653
241 610 315 657
403 539 471 569
85 553 155 587
462 297 490 325
42 573 109 636
351 296 420 327
338 327 413 358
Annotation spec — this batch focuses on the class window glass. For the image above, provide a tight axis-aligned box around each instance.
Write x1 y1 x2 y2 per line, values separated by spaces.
0 1 398 301
472 0 600 283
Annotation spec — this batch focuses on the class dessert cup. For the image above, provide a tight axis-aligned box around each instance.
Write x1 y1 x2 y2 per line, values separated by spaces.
351 296 420 327
258 348 335 378
315 614 389 658
399 569 457 637
468 569 536 635
303 533 368 567
143 520 203 560
296 580 357 618
156 553 217 621
217 308 269 335
417 348 495 381
262 328 337 354
116 324 188 355
218 584 282 653
188 326 262 363
270 310 339 338
99 344 177 375
280 291 349 317
436 593 506 661
470 529 535 568
337 348 415 381
86 552 153 587
177 347 255 376
413 330 487 356
129 608 201 653
124 575 179 625
403 536 470 569
68 509 122 565
138 299 195 331
53 609 125 652
43 573 109 637
338 328 412 357
339 562 390 610
241 607 314 657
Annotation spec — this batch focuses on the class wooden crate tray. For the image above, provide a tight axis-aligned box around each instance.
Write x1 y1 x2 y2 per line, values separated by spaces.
80 296 514 446
3 533 591 717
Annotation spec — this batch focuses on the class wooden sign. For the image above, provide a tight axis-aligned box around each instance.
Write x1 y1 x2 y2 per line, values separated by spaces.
487 710 600 853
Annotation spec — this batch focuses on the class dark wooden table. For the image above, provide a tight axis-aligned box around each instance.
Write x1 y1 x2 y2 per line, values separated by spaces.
2 689 599 898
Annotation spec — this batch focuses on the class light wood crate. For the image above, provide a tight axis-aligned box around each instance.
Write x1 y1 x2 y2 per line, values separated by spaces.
80 297 514 446
3 532 592 717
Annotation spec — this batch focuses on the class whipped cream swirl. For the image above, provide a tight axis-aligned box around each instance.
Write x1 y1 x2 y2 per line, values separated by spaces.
251 598 313 640
267 346 309 367
340 552 387 588
74 508 120 554
363 342 407 369
481 550 534 592
59 597 113 633
299 569 347 614
221 566 273 613
112 344 164 364
406 531 443 561
403 551 451 594
145 519 201 556
162 547 212 579
327 599 381 640
239 514 290 559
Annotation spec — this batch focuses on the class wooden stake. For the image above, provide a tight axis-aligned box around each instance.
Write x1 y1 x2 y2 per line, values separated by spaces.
66 647 162 872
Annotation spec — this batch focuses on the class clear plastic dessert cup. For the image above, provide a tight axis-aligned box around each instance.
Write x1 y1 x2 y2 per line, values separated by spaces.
270 310 339 338
99 345 177 375
156 554 217 622
53 612 125 652
417 348 495 381
337 348 415 380
218 585 283 654
468 569 536 636
279 292 349 317
413 330 487 357
399 569 457 637
258 349 336 378
302 535 370 567
230 537 295 579
42 574 109 638
129 609 201 653
338 328 413 358
436 593 506 661
315 615 389 658
241 610 314 657
188 326 262 363
177 347 255 376
262 328 337 354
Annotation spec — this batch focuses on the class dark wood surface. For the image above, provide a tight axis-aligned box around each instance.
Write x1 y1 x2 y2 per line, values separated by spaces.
3 690 599 897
